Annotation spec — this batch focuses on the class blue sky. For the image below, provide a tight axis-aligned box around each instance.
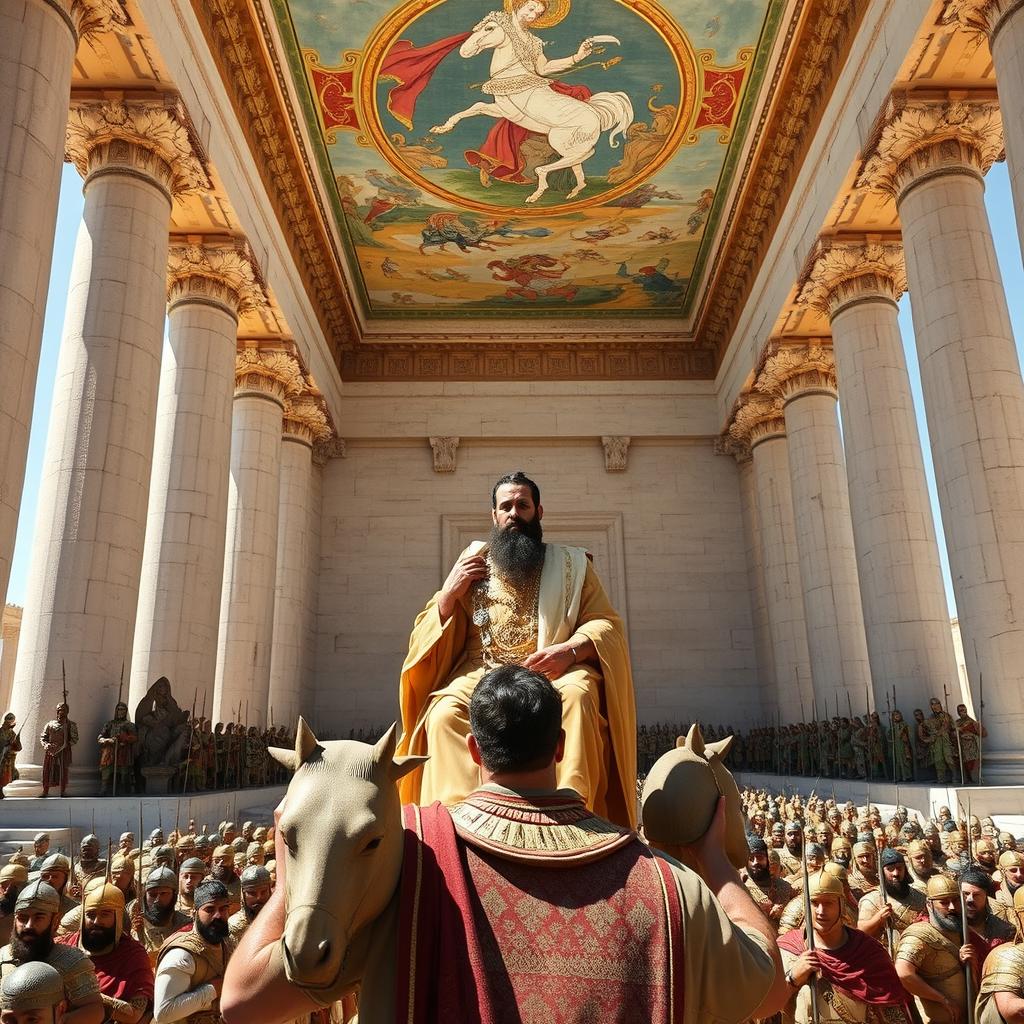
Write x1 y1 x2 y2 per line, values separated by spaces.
7 161 1024 619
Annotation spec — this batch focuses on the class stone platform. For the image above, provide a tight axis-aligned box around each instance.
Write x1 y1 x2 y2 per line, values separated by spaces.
0 786 287 857
734 772 1024 834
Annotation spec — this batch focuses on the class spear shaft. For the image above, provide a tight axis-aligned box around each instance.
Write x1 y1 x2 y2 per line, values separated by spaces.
800 857 821 1024
944 684 966 787
181 688 198 794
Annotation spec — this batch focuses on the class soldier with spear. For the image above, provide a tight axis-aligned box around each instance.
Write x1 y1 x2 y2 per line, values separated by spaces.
39 664 78 797
97 664 137 796
0 712 23 797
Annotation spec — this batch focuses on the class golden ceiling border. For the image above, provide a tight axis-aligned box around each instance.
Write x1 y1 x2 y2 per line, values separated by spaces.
691 0 871 366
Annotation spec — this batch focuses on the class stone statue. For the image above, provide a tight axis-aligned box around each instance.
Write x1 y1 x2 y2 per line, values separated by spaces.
98 701 138 796
0 712 22 797
134 677 190 772
40 702 78 797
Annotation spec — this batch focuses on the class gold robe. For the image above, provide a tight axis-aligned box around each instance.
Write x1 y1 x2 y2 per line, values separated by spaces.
396 543 637 828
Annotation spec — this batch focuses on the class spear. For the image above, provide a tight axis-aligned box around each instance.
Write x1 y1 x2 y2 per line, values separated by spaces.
181 688 198 794
957 811 976 1024
138 802 144 923
975 641 985 786
800 856 821 1024
111 662 125 799
944 684 966 787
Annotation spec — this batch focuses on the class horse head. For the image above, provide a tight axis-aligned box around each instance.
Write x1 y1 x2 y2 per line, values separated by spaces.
269 720 426 992
462 12 508 57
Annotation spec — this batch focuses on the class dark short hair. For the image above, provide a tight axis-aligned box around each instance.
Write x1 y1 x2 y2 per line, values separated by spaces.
959 869 994 894
491 472 540 508
469 665 561 773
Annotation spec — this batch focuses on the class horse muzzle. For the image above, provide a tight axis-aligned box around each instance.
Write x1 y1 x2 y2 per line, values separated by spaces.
281 905 346 990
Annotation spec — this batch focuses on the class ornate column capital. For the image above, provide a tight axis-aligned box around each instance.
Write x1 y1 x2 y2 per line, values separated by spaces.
429 437 460 473
755 342 838 404
282 391 332 446
49 0 127 42
856 96 1004 202
601 436 631 472
66 96 210 200
798 239 907 317
312 437 347 466
941 0 1023 40
167 240 269 319
729 395 787 450
234 341 304 406
714 433 752 464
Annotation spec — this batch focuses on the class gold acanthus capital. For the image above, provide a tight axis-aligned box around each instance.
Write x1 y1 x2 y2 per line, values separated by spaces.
941 0 1023 39
62 0 128 40
857 96 1004 201
167 241 269 317
729 395 787 450
282 393 332 446
66 96 210 199
798 239 907 317
234 342 304 404
755 343 838 404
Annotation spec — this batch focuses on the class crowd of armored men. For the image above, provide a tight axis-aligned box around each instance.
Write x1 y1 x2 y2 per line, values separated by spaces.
637 696 987 784
0 818 341 1023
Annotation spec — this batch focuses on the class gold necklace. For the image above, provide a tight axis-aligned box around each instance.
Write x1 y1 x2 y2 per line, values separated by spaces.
472 552 544 668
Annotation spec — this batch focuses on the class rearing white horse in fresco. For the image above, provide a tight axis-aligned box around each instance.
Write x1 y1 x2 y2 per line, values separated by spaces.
429 0 633 203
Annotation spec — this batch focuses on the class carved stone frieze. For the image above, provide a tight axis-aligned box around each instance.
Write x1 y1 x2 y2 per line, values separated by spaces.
941 0 1023 38
857 96 1004 201
312 436 347 466
601 436 631 472
429 437 460 473
65 97 210 199
167 241 269 316
234 342 304 404
756 342 838 403
729 395 787 449
798 239 907 317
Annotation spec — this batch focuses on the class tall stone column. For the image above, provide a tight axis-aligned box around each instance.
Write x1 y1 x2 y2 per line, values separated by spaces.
757 343 874 716
213 342 303 726
943 1 1024 264
8 98 207 794
799 240 959 715
730 398 814 716
859 97 1024 778
0 0 125 608
268 392 331 727
130 242 267 713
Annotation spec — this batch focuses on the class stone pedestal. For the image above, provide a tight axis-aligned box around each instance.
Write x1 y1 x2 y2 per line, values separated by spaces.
213 344 303 724
758 344 874 715
800 242 959 714
130 244 264 712
140 765 176 795
732 399 813 713
268 398 329 726
860 99 1024 778
7 100 207 795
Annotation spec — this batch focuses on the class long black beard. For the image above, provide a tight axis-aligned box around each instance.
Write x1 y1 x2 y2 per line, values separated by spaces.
932 909 961 933
748 864 770 884
488 520 544 578
885 877 911 899
11 932 54 963
144 902 174 925
0 889 18 915
197 917 229 944
213 866 234 883
243 902 264 922
82 924 117 952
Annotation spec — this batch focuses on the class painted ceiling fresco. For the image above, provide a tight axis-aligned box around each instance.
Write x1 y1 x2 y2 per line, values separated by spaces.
272 0 782 320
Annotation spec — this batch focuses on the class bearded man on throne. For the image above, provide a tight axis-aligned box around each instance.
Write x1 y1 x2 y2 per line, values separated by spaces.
396 471 637 828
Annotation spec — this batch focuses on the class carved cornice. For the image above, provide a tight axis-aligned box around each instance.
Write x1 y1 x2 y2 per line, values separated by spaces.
756 342 838 403
167 240 269 317
429 437 460 473
798 239 907 317
941 0 1024 41
189 0 353 365
729 395 787 449
282 392 332 445
696 0 871 364
234 342 304 404
65 97 210 199
856 95 1004 201
601 436 631 472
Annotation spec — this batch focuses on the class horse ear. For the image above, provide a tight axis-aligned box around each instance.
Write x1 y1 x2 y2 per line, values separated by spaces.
268 746 298 771
372 722 399 765
295 717 319 766
391 755 429 781
706 734 734 759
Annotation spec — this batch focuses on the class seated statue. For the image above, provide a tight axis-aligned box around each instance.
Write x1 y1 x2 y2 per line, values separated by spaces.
396 471 637 828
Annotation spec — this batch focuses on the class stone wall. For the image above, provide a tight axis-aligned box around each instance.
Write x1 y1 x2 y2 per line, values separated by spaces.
0 604 21 713
313 396 763 733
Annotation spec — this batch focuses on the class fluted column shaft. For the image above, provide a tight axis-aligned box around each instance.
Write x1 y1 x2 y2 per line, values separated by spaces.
892 134 1024 775
741 407 814 715
0 0 96 607
735 454 777 711
213 345 303 724
801 246 960 714
759 347 874 714
9 139 174 793
129 261 245 712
